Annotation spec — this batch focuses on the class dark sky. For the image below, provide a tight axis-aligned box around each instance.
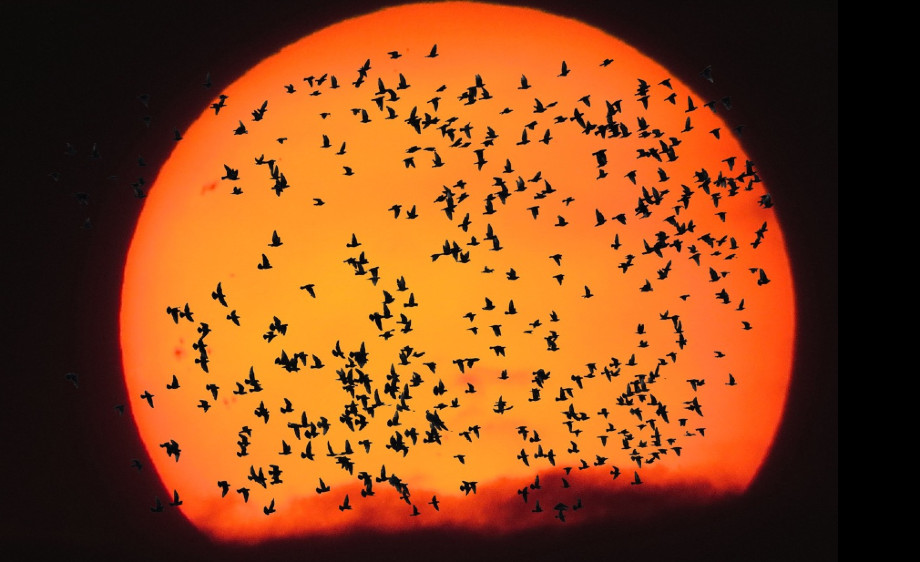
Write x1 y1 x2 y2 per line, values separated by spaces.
4 1 836 560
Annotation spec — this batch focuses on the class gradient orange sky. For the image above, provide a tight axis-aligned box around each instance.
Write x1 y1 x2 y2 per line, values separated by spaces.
120 1 794 543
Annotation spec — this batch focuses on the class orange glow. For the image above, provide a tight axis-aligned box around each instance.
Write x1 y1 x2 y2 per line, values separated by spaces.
119 1 795 543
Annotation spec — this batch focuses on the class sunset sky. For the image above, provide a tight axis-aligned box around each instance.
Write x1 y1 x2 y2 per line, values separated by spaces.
4 1 836 559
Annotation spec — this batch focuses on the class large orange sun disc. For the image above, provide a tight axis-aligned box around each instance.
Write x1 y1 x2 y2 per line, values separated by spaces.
120 1 795 543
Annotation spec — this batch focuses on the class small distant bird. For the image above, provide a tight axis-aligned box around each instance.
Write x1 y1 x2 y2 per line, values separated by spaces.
210 94 227 114
65 372 79 388
251 100 268 121
699 65 714 83
227 310 241 325
211 283 228 307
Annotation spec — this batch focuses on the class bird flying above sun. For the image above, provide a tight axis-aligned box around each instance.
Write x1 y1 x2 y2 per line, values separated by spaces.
119 1 795 543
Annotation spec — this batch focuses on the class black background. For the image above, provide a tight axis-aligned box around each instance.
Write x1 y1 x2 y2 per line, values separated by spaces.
3 1 836 560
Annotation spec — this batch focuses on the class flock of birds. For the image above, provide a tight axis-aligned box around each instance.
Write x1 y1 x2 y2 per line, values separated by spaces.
64 39 778 530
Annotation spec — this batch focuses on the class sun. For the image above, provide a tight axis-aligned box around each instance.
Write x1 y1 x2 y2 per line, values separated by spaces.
119 1 794 543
